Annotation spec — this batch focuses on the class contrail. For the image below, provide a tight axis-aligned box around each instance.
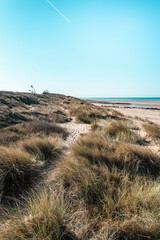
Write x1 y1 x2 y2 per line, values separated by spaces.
47 0 71 24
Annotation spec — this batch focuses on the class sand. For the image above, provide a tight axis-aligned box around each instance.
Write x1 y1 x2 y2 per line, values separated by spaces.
59 120 91 147
111 108 160 124
89 100 160 124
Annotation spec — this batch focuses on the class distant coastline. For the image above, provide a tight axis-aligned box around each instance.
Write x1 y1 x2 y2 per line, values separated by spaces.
82 97 160 108
83 97 160 124
82 97 160 101
83 97 160 121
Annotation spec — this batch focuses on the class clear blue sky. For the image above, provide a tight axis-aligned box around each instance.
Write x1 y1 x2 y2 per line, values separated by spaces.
0 0 160 97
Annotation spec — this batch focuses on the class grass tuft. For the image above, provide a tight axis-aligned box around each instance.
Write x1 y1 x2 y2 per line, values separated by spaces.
0 146 41 205
69 106 121 124
56 157 160 239
104 121 142 144
91 121 99 131
72 133 114 165
0 190 77 240
115 143 160 178
72 133 160 178
22 137 62 164
143 123 160 140
21 120 68 139
0 131 21 146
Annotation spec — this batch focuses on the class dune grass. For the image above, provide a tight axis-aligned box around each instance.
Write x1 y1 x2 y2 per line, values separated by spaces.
143 123 160 140
134 116 145 122
55 157 160 239
72 132 160 178
104 121 142 144
21 120 68 138
69 106 122 124
3 120 68 141
0 120 68 148
3 155 160 239
72 133 114 165
1 92 160 239
0 146 41 205
114 143 160 177
91 121 99 131
109 109 124 118
75 111 93 124
0 136 63 206
0 131 21 146
22 137 62 165
0 190 78 240
50 110 70 123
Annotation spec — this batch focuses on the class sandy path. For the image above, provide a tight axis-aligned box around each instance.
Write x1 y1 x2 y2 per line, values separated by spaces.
59 121 90 147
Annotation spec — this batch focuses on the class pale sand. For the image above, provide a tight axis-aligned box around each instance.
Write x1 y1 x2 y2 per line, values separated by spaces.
112 108 160 124
90 100 160 124
59 121 91 147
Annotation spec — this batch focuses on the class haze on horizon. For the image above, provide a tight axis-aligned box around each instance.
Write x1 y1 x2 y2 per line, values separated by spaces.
0 0 160 98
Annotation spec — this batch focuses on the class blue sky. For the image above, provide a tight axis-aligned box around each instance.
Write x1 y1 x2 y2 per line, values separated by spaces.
0 0 160 97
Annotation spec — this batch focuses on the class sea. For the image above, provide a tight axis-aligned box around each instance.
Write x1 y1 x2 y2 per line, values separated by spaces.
81 98 160 109
82 98 160 101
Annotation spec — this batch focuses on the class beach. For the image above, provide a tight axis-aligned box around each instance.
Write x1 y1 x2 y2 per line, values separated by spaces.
87 99 160 124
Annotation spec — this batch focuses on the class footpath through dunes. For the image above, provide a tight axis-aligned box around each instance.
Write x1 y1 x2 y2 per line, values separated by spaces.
59 118 91 147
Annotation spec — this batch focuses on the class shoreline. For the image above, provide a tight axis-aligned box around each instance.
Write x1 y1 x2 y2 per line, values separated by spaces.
86 99 160 109
86 99 160 124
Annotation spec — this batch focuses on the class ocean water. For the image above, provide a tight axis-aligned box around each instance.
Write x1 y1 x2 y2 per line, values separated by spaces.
82 97 160 109
130 104 151 109
82 97 160 102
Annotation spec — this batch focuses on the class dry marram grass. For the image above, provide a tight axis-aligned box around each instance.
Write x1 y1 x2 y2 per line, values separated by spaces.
143 123 160 140
0 92 160 240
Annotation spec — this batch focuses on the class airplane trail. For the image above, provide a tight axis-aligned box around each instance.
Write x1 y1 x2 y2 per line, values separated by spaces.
47 0 71 24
